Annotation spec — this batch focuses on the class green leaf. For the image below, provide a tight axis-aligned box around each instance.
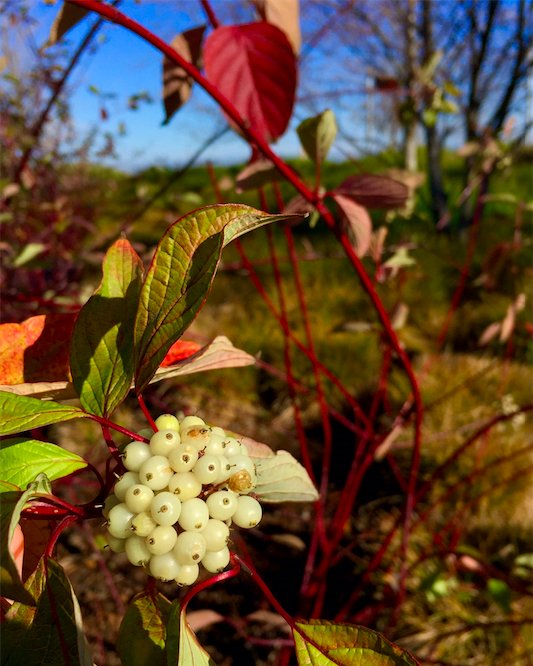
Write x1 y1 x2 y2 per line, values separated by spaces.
487 578 511 613
422 109 437 127
12 243 46 268
294 620 420 665
166 601 216 666
134 204 296 393
70 238 144 417
118 591 172 666
0 391 87 436
443 80 461 97
296 109 337 165
2 558 93 665
0 437 87 488
0 474 51 605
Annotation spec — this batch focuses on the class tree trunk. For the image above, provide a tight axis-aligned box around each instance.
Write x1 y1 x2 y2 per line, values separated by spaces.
420 0 448 226
403 0 418 172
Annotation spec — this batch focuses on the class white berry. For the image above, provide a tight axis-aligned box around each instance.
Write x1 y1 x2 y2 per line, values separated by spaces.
125 534 151 566
206 490 238 521
175 563 199 586
221 437 241 457
201 519 230 551
201 546 230 573
154 414 180 431
123 441 151 472
149 552 181 581
107 503 135 539
106 534 126 553
178 498 210 532
179 415 205 432
150 491 182 526
145 525 178 555
114 471 140 501
125 484 154 514
168 471 202 500
173 531 207 565
168 445 198 473
138 455 173 490
192 454 221 484
131 511 157 537
149 429 180 456
232 495 262 528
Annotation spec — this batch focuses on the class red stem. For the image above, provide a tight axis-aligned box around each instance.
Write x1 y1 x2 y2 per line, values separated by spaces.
200 0 220 29
88 413 148 442
436 176 489 350
45 514 78 558
137 394 157 431
263 225 316 484
180 559 241 611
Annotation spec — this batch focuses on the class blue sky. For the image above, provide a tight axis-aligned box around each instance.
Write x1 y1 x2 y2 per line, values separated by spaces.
6 1 529 172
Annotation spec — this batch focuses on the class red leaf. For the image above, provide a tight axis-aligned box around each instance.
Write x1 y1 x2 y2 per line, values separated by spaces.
204 22 296 143
0 314 76 385
334 174 409 209
332 193 372 257
160 339 202 367
20 518 54 581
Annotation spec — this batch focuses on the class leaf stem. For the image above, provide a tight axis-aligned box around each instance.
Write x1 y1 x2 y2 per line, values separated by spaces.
45 514 78 558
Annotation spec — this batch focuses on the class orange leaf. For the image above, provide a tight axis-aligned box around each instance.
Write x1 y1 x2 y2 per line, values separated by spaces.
0 314 76 385
160 339 202 367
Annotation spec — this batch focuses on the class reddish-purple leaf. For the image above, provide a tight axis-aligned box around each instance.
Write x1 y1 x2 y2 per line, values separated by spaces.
204 22 297 143
162 26 205 124
333 193 372 257
334 174 409 209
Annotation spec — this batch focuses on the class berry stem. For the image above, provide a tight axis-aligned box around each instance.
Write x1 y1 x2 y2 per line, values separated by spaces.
138 394 158 431
180 559 241 611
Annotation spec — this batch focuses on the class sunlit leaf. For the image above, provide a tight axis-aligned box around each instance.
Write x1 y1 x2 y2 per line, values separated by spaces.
383 247 416 270
0 475 51 605
294 619 420 665
70 238 144 417
332 193 372 257
0 313 76 385
2 557 93 664
163 26 205 124
0 391 87 436
117 591 171 666
0 438 86 489
297 109 337 165
152 335 255 384
204 22 296 143
166 601 216 666
134 205 297 393
252 0 301 53
251 450 318 503
47 2 90 46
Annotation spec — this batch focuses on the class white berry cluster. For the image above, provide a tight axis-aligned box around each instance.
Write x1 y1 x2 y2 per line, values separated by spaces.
103 414 262 586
